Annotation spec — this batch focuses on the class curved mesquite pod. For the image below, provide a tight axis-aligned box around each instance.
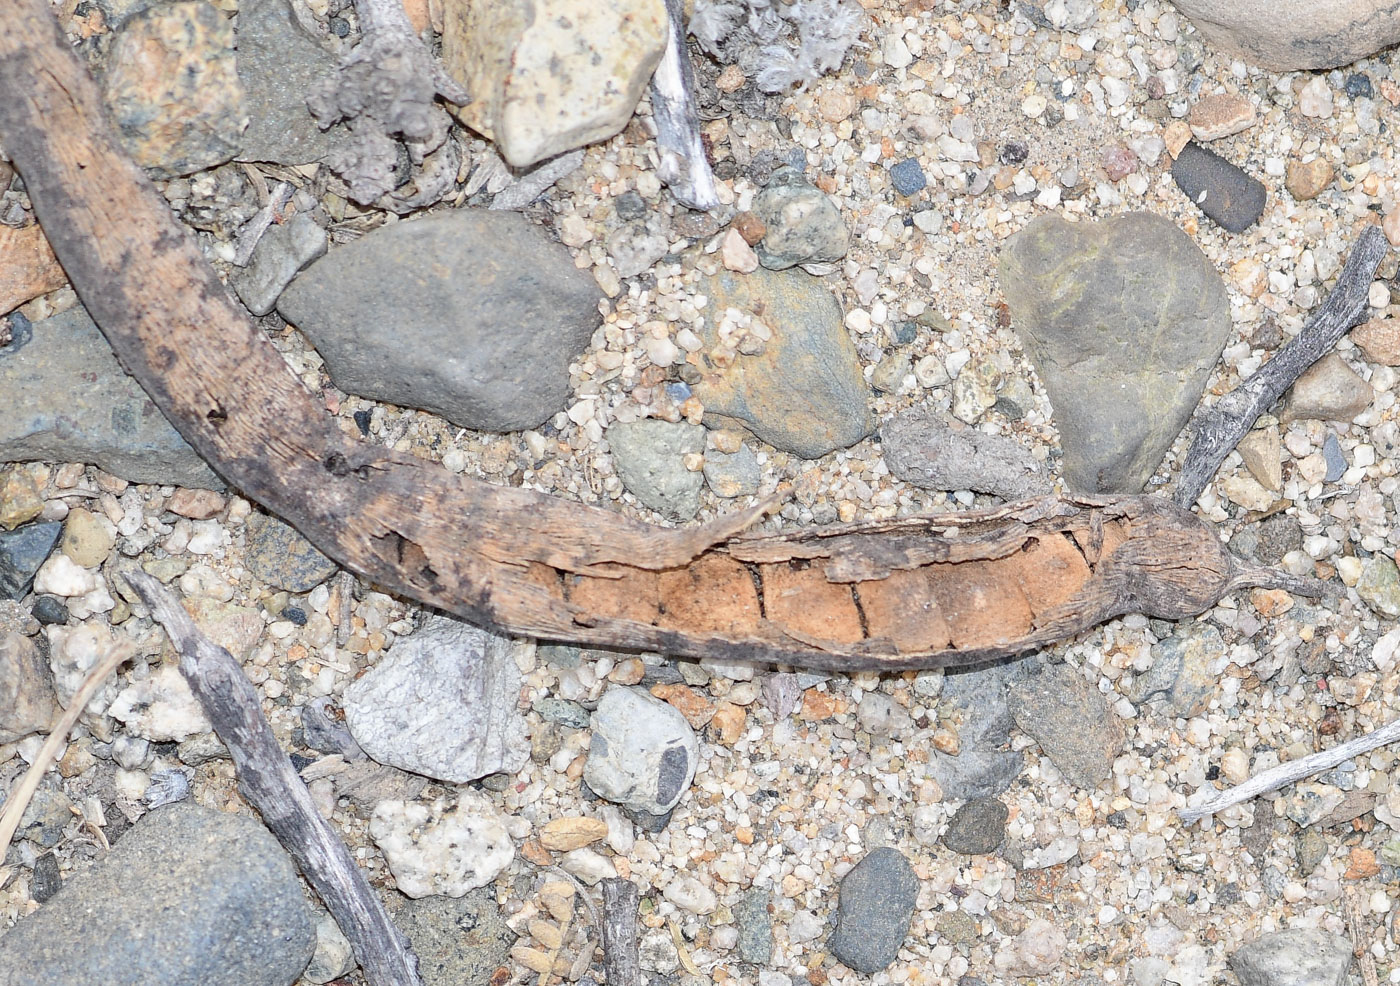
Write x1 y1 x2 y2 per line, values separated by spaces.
0 0 1320 673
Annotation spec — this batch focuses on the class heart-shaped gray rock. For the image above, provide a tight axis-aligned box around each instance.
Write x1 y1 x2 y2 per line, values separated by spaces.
998 212 1230 494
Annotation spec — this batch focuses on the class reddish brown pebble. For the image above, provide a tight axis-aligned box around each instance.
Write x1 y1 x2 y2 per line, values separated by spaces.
521 839 554 866
715 64 745 93
1351 318 1400 365
1187 92 1256 141
732 211 766 246
800 690 843 720
167 488 226 519
650 683 715 728
1285 157 1334 201
0 224 68 315
1345 847 1380 880
1101 144 1138 181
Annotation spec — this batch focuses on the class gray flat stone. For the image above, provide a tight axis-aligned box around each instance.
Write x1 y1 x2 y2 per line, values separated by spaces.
231 214 327 316
1008 661 1124 790
278 210 601 432
999 212 1231 493
0 802 314 986
607 419 705 519
881 407 1048 499
1170 142 1268 233
1228 928 1353 986
827 847 919 973
0 309 219 489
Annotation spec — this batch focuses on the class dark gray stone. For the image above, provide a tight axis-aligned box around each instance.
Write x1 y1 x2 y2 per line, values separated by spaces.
753 166 849 270
0 802 314 986
1130 623 1224 719
278 210 601 432
231 213 327 316
1322 433 1347 483
13 779 73 847
236 0 353 165
244 512 337 592
999 212 1231 493
301 695 363 758
733 888 773 964
1228 928 1352 986
30 594 67 625
1170 142 1268 233
695 266 873 458
0 309 219 488
0 521 61 600
387 887 516 986
930 661 1026 800
607 420 705 520
0 631 56 744
827 847 919 974
31 852 61 903
941 798 1009 855
1008 661 1124 790
881 408 1048 499
701 444 761 498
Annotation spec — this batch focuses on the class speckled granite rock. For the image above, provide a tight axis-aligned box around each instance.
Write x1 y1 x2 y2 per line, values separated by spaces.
0 309 219 489
607 419 706 520
277 210 600 432
386 888 517 986
1228 928 1353 986
102 1 246 177
442 0 667 168
0 802 314 986
695 266 873 458
1168 0 1400 70
999 212 1230 493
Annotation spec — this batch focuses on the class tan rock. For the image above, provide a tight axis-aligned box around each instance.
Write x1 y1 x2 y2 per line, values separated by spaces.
709 702 745 745
442 0 667 168
817 89 856 123
1221 473 1275 511
1385 208 1400 247
1285 158 1334 201
715 64 746 93
538 816 609 851
1282 353 1373 423
0 224 67 315
1188 93 1256 141
1352 319 1400 365
167 488 226 519
0 467 43 531
1163 120 1193 159
720 228 759 273
649 683 715 728
1237 427 1282 491
1169 0 1400 71
61 507 116 568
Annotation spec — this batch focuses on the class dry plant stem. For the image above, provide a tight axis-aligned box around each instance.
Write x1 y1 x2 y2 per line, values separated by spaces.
599 878 642 986
122 570 422 986
1174 225 1389 508
0 643 134 861
1344 887 1381 986
232 180 293 267
1179 715 1400 822
0 0 1317 673
650 0 721 210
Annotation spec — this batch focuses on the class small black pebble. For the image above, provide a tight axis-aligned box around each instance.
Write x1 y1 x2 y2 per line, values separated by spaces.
1345 73 1373 100
999 141 1029 165
1107 810 1127 828
31 853 61 903
1206 764 1220 781
31 594 68 625
282 606 308 626
329 15 350 36
614 190 647 221
1186 891 1198 904
353 409 372 435
289 753 317 772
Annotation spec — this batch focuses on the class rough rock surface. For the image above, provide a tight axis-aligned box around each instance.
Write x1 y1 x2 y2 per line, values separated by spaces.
999 212 1231 493
1167 0 1400 71
278 210 601 432
0 308 219 489
585 685 698 818
0 631 56 744
827 847 919 973
0 520 61 600
695 267 873 458
881 407 1048 499
1170 142 1268 232
1227 928 1353 986
0 802 314 986
606 419 706 520
1008 661 1125 790
230 213 327 316
369 792 515 898
343 615 530 783
752 166 851 270
386 888 518 986
442 0 667 168
101 1 246 178
243 513 337 592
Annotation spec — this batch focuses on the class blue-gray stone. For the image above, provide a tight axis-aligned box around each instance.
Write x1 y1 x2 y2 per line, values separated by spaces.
0 802 314 986
244 512 337 592
929 660 1026 799
941 798 1009 855
1008 661 1124 789
734 888 773 964
1322 433 1347 483
828 847 919 973
889 158 927 196
752 166 849 270
535 698 590 729
0 521 61 599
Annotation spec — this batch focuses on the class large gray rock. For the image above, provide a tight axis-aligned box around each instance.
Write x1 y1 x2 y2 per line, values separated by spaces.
235 0 352 165
607 419 705 519
0 309 219 488
0 802 314 986
694 267 873 458
278 210 601 432
343 615 530 783
387 888 517 986
1168 0 1400 71
1008 661 1124 790
881 407 1048 499
999 212 1230 494
1228 928 1353 986
585 685 698 818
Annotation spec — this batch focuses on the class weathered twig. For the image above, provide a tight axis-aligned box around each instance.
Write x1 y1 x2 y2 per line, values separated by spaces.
599 878 642 986
1344 887 1381 986
1179 715 1400 822
232 180 293 267
122 570 422 986
1174 225 1388 507
0 642 134 861
649 0 720 210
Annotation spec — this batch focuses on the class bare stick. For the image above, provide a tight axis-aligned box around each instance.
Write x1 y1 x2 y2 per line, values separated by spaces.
649 0 720 210
599 878 642 986
0 642 134 860
1174 225 1388 507
232 181 293 267
1179 715 1400 822
122 570 422 986
1344 887 1381 986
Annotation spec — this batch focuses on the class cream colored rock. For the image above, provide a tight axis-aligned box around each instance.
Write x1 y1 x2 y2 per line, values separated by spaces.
1237 427 1282 491
442 0 667 168
1168 0 1400 71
